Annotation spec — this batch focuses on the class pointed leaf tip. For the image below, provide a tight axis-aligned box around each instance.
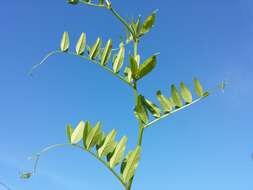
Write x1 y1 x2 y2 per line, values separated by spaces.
171 85 183 108
60 31 70 52
76 32 86 55
113 43 125 73
71 121 85 144
180 82 192 103
194 78 204 97
137 55 157 79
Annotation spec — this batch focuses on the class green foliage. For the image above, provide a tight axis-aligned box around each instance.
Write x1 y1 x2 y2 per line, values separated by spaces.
122 146 141 184
194 78 204 97
89 38 102 60
28 1 222 190
60 31 70 52
137 54 157 79
156 90 173 113
180 82 193 103
101 39 113 66
113 43 125 73
140 11 157 35
76 32 86 55
134 95 149 124
64 121 141 187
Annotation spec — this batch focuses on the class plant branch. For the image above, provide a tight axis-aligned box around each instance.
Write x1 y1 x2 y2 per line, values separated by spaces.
144 80 227 129
79 0 135 40
29 50 133 88
29 143 127 188
126 40 143 190
144 97 205 128
109 7 135 39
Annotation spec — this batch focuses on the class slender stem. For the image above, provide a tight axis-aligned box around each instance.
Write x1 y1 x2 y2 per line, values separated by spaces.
29 50 133 88
73 144 126 188
109 7 135 39
127 40 143 190
79 0 135 40
30 143 126 188
133 41 138 57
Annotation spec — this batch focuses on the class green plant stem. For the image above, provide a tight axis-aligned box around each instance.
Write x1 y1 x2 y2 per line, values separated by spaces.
80 0 135 40
109 7 135 39
30 143 126 188
126 40 143 190
29 50 133 88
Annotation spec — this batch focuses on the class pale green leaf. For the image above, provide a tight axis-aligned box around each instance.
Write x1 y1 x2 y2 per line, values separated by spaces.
129 54 138 79
140 11 156 35
134 95 149 124
98 129 117 157
85 122 102 150
83 121 92 148
171 85 183 108
194 78 204 97
120 151 132 175
71 121 85 144
122 146 141 183
137 55 157 79
60 31 70 52
89 37 102 60
66 124 74 143
100 39 113 66
156 90 173 113
180 82 192 103
75 32 86 55
144 98 161 118
113 43 125 73
110 136 128 168
96 132 106 151
123 67 133 82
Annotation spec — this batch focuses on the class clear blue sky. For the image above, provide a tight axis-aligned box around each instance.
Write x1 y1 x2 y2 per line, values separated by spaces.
0 0 253 190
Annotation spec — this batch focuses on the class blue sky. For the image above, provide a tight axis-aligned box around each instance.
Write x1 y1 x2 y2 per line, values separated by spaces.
0 0 253 189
